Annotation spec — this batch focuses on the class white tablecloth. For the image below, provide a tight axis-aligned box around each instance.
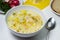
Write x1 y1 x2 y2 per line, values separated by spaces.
0 6 60 40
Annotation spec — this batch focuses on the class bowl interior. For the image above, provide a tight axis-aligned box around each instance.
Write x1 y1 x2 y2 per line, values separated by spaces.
6 5 46 34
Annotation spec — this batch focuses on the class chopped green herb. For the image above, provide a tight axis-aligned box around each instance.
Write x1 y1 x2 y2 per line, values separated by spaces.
13 13 16 15
0 2 11 14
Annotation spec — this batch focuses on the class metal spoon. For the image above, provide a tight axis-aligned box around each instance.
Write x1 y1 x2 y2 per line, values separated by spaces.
45 17 56 31
45 17 56 40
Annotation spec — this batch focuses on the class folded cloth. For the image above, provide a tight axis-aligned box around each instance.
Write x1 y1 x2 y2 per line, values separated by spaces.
23 0 50 10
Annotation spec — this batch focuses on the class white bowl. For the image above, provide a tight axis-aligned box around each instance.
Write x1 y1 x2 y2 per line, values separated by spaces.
5 5 46 37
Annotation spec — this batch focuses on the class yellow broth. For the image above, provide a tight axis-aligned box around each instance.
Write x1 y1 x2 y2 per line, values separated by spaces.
7 10 43 34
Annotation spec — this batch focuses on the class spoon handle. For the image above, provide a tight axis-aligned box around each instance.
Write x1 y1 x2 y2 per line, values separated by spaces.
46 31 50 40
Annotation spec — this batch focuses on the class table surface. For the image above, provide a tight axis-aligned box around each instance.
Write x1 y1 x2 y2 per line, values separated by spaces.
0 5 60 40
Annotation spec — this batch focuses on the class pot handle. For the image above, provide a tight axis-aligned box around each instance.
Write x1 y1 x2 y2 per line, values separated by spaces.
45 17 56 31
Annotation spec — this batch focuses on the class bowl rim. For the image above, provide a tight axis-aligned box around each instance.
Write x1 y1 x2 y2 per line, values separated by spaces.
5 5 45 35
